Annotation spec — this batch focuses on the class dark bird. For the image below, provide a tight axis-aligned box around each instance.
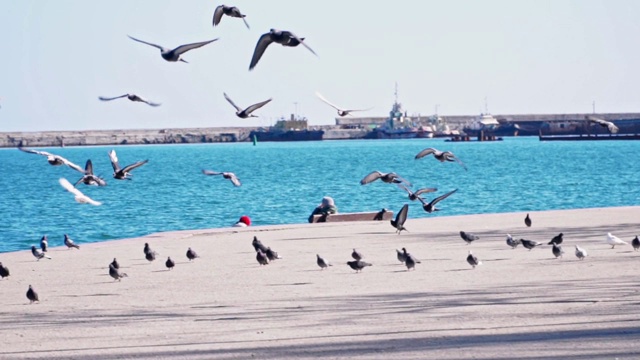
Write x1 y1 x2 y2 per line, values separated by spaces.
109 263 127 281
223 92 272 119
466 251 482 268
552 243 564 259
252 236 268 253
74 159 107 187
351 248 363 261
417 189 458 213
31 246 51 260
202 170 241 187
402 248 421 271
0 262 10 279
632 236 640 251
26 285 39 304
506 234 520 249
256 249 269 265
390 204 409 234
548 233 563 245
520 239 543 251
63 234 80 249
186 247 199 261
347 260 372 273
316 254 332 269
315 92 372 117
586 115 619 134
40 235 48 252
165 257 175 270
397 184 437 201
460 231 479 245
99 93 160 107
265 247 282 261
111 258 120 269
360 171 411 186
212 4 250 29
143 243 155 256
128 35 218 63
396 249 407 263
18 147 84 171
414 147 466 170
146 251 156 262
249 29 317 70
109 149 148 180
524 213 532 227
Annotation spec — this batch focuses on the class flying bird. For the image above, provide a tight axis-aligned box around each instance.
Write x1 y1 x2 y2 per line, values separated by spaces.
63 234 80 249
26 285 39 304
186 248 199 261
315 92 372 117
414 148 467 170
59 178 102 206
632 236 640 251
165 257 175 270
552 243 564 259
223 93 272 118
460 231 479 245
390 204 409 234
466 251 482 268
99 94 161 107
109 264 127 281
606 232 627 249
575 245 588 260
212 5 250 29
397 184 437 201
548 233 563 245
316 254 332 269
74 160 107 187
40 235 48 252
520 239 543 251
586 116 619 134
506 234 520 249
524 213 532 227
109 150 148 180
128 35 218 63
347 260 372 273
202 170 241 187
249 29 317 70
417 189 458 213
360 171 411 186
402 248 420 271
351 248 363 261
18 147 84 172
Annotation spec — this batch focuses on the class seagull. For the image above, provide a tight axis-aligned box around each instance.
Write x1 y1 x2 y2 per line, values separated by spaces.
186 248 199 261
18 147 84 172
40 235 48 252
212 5 250 29
606 232 627 249
390 204 409 234
265 247 282 261
466 251 482 268
0 262 10 279
252 236 268 253
548 233 563 245
74 160 107 187
63 234 80 249
202 170 241 186
315 92 372 117
128 35 218 63
223 93 272 119
397 184 437 201
417 189 458 213
165 257 175 270
347 260 372 273
460 231 479 245
586 116 619 134
59 178 102 206
360 171 411 186
249 29 317 70
396 249 407 263
316 254 332 269
402 248 421 271
108 150 148 180
520 239 543 251
575 245 588 260
99 94 161 107
506 234 520 249
256 249 269 265
552 243 564 259
111 258 120 269
524 213 532 227
414 148 467 170
109 263 127 281
632 236 640 251
351 248 363 261
26 285 39 304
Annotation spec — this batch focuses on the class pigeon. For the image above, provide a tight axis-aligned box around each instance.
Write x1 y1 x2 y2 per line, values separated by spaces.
396 249 407 263
417 189 458 213
548 233 563 245
414 147 467 170
252 236 269 253
18 147 84 171
316 254 332 269
59 178 102 206
31 246 51 260
223 93 271 119
606 232 627 249
390 204 409 234
143 243 156 256
520 239 543 251
99 94 160 107
575 245 588 260
586 116 619 134
0 262 10 279
315 92 372 117
128 35 218 63
109 263 127 281
347 260 372 273
40 235 48 252
360 171 411 186
256 249 269 265
74 159 107 187
265 247 282 261
524 213 532 227
460 231 479 245
397 184 437 201
26 285 39 304
186 248 199 261
63 234 80 249
506 234 520 249
632 236 640 251
108 150 148 180
212 5 250 29
466 251 482 268
110 258 120 269
402 248 421 271
145 251 156 262
165 257 175 270
552 243 564 259
351 248 363 261
249 29 317 70
202 170 241 186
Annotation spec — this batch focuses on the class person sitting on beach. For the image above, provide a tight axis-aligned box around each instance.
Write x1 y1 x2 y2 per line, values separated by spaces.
233 215 251 227
308 196 338 223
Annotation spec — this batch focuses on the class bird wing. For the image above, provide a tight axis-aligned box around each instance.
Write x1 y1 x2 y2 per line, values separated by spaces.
121 160 148 173
84 159 93 175
391 173 412 187
223 93 242 112
202 169 222 176
18 147 54 157
226 173 241 187
360 171 382 185
429 189 458 207
414 148 438 160
249 32 275 70
343 107 374 113
445 152 467 170
108 150 121 172
289 32 317 56
173 38 219 56
241 16 250 30
395 204 409 226
140 97 161 107
59 178 101 205
608 123 619 133
414 187 438 196
59 156 85 173
244 98 272 115
315 92 342 111
127 35 165 51
99 94 128 101
396 183 412 195
212 5 225 26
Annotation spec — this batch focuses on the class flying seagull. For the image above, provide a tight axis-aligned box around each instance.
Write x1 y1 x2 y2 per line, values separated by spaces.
397 183 437 201
128 35 218 63
575 245 588 260
417 189 458 213
552 243 564 259
249 29 317 70
108 150 148 180
74 159 107 187
548 233 563 245
360 171 411 186
632 236 640 251
347 260 372 273
223 92 272 118
99 94 160 107
390 204 409 234
414 147 467 170
26 285 39 304
524 213 532 227
63 234 80 249
402 248 420 271
606 232 627 249
31 245 51 261
202 170 241 187
466 251 482 268
59 178 102 205
109 264 127 281
315 92 372 117
18 147 84 172
316 254 332 269
520 239 542 251
460 231 479 245
213 5 250 29
506 234 520 249
586 116 619 134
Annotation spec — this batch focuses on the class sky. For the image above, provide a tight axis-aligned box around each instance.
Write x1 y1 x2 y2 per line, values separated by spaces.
1 0 639 131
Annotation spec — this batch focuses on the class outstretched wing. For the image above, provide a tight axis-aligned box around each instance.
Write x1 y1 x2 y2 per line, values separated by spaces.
226 173 241 187
121 160 148 174
58 156 85 174
446 152 467 170
360 171 383 185
244 98 272 115
414 187 438 196
108 150 121 172
84 159 93 175
315 92 342 111
99 94 128 102
59 177 85 198
127 35 165 50
212 5 225 26
241 17 250 30
223 93 242 112
289 32 317 56
414 148 438 160
344 107 373 114
140 98 161 107
395 204 409 226
249 32 275 70
18 147 54 157
173 38 219 56
429 189 458 207
202 169 222 176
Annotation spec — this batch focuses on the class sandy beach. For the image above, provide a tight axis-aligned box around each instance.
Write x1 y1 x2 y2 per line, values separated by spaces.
1 207 640 359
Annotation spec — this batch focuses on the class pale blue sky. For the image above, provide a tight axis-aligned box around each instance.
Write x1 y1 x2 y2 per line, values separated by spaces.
1 0 639 131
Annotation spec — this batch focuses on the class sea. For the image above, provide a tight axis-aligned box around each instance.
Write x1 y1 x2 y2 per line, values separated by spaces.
1 137 639 253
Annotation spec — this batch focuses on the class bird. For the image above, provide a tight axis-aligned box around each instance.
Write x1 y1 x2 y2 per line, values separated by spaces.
223 93 272 119
59 178 102 206
146 251 156 262
26 285 39 304
256 249 269 265
109 263 127 281
417 189 458 213
128 35 218 63
265 247 282 261
111 258 120 269
466 251 482 268
575 245 588 260
402 248 421 271
397 184 437 201
18 147 84 172
460 231 479 245
252 236 268 253
0 262 10 279
606 232 627 249
506 234 520 249
347 260 372 273
99 93 161 107
586 116 619 134
40 235 48 252
351 248 363 261
143 243 154 256
165 257 175 270
524 213 532 227
316 254 332 269
360 171 411 186
249 29 317 70
396 249 407 263
632 236 640 251
108 150 148 180
202 170 241 187
520 239 543 251
315 92 372 117
548 233 563 245
552 243 564 259
31 245 51 260
414 147 467 170
212 5 250 29
390 204 409 234
74 159 107 187
63 234 80 249
186 248 199 261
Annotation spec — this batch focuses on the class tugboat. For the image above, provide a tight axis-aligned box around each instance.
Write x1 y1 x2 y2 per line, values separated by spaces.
367 84 432 139
249 114 324 142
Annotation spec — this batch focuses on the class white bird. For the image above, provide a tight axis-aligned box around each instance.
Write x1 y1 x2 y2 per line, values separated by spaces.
586 116 619 134
128 35 218 63
18 147 84 172
99 94 160 107
506 234 520 249
59 178 102 206
315 92 372 117
202 170 241 187
575 245 588 260
606 232 627 249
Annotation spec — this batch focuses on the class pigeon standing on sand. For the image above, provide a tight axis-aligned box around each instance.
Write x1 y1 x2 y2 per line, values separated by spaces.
64 234 80 249
524 213 532 227
31 246 51 260
316 254 332 269
606 232 627 249
109 264 127 281
632 236 640 251
40 236 48 252
351 248 363 261
186 248 199 261
0 262 10 279
256 249 269 265
460 231 479 245
165 257 175 270
548 233 563 245
396 249 407 263
506 234 520 249
265 247 282 261
252 236 269 253
26 285 39 303
402 248 421 271
111 258 120 269
575 245 588 260
146 251 156 262
520 239 543 251
347 260 372 273
390 204 409 234
466 251 482 268
552 243 564 259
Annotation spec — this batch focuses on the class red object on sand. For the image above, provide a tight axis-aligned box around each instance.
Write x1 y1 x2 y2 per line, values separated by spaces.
239 216 251 226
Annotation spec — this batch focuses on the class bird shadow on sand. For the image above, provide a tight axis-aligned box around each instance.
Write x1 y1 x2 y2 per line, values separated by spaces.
446 268 473 272
266 282 311 286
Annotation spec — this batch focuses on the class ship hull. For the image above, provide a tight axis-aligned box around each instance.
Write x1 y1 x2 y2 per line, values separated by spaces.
250 130 324 142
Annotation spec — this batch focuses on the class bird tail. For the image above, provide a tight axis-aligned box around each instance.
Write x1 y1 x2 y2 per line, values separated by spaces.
73 244 80 249
122 273 128 277
44 255 52 259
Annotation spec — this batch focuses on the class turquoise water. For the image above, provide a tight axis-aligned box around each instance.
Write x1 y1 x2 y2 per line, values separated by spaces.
1 137 639 253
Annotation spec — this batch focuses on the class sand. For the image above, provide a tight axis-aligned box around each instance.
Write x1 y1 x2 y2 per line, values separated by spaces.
1 207 640 359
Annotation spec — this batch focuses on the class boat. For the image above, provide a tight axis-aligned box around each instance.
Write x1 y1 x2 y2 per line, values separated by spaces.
367 85 433 139
249 115 324 142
